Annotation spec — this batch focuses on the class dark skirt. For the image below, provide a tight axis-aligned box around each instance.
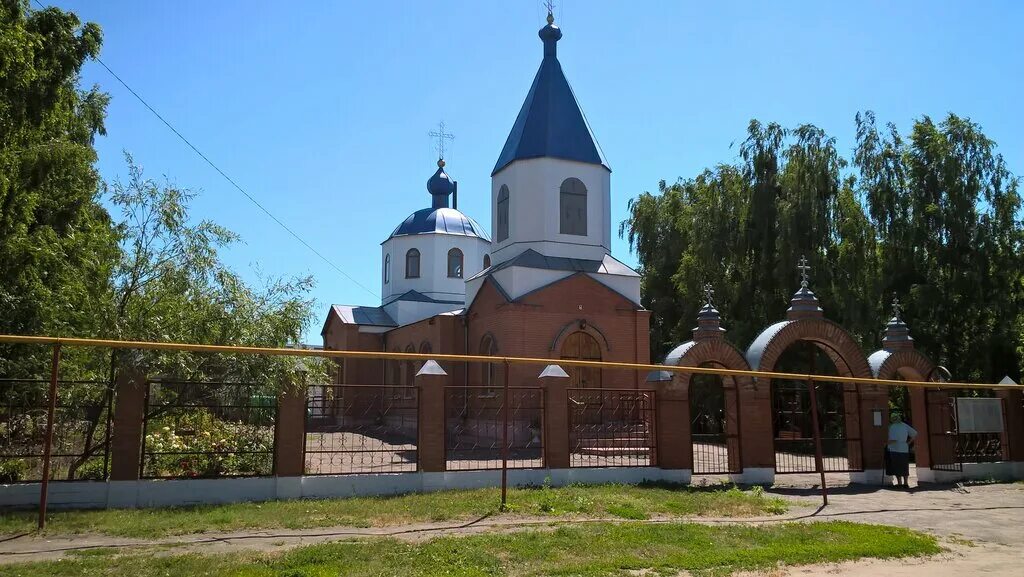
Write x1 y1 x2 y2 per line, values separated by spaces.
885 449 910 477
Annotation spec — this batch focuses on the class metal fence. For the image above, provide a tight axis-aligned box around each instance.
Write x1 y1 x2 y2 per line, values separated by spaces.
445 386 544 470
0 379 112 482
690 376 741 475
772 380 863 473
305 384 418 474
568 388 656 468
140 381 277 479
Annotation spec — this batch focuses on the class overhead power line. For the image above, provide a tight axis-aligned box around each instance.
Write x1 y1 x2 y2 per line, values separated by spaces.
32 0 379 300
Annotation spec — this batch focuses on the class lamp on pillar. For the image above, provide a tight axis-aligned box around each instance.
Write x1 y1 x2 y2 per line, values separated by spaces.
416 359 448 376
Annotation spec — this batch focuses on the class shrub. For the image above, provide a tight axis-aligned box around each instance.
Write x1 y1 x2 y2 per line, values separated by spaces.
143 409 274 478
75 457 107 481
0 459 28 483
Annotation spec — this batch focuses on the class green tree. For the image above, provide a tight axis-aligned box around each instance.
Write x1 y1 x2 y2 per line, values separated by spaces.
624 113 1022 383
854 112 1023 382
0 0 117 377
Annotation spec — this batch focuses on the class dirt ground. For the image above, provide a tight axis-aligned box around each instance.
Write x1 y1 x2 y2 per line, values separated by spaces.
1 479 1022 574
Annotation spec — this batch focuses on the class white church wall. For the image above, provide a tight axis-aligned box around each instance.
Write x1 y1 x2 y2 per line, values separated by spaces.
492 266 572 301
491 157 611 265
586 272 642 306
381 232 490 306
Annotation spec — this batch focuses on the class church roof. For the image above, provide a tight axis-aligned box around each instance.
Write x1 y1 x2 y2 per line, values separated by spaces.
326 304 397 329
491 15 609 176
465 249 638 281
387 207 491 241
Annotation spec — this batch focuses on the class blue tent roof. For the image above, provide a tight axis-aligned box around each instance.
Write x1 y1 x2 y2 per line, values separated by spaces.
387 207 491 241
491 19 609 176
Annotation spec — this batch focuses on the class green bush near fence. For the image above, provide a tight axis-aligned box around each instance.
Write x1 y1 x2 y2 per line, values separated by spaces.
142 409 274 478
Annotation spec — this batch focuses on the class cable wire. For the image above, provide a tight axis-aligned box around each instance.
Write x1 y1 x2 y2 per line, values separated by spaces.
32 0 379 299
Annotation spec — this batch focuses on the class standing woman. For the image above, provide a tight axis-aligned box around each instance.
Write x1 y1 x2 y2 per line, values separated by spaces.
886 411 917 488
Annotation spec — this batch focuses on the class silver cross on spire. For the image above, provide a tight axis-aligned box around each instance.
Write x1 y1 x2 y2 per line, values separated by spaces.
891 292 903 321
797 255 811 288
543 0 556 16
428 120 454 161
703 283 715 307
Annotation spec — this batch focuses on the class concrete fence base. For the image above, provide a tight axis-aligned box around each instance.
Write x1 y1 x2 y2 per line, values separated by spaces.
0 467 691 510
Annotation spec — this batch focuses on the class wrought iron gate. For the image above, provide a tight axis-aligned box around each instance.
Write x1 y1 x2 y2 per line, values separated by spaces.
690 376 741 474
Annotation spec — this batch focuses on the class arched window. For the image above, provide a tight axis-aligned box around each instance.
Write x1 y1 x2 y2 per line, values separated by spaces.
483 254 491 269
559 177 587 236
405 248 420 278
447 248 463 278
383 254 390 284
560 331 602 387
480 334 498 392
403 344 416 388
496 185 510 242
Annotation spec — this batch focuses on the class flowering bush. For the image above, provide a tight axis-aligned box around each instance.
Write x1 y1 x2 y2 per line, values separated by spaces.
143 409 274 478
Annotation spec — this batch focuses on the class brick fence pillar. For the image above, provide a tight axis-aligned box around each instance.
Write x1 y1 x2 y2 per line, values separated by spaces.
110 363 147 481
539 369 570 469
909 387 932 468
652 377 691 470
417 372 447 472
738 377 775 480
857 384 890 475
274 387 307 476
996 388 1024 462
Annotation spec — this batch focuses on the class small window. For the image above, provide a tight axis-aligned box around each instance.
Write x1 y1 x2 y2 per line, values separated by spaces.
483 254 491 269
383 254 390 284
480 334 499 394
496 185 510 242
447 248 464 278
559 177 587 236
405 248 420 278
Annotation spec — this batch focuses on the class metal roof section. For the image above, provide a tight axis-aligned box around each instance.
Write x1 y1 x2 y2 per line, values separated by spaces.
491 13 609 176
329 304 397 328
645 369 674 382
387 207 491 241
867 349 892 377
382 290 464 307
465 249 638 282
745 321 793 370
664 341 697 367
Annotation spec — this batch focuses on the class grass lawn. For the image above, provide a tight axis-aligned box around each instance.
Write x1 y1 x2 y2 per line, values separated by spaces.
2 521 939 577
0 482 788 538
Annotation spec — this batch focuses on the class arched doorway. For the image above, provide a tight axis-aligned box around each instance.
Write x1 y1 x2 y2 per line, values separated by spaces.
689 369 741 474
560 331 602 388
770 342 861 473
747 318 873 476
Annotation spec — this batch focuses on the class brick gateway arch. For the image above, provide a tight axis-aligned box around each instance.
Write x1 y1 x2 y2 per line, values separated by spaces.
745 285 889 482
655 299 774 480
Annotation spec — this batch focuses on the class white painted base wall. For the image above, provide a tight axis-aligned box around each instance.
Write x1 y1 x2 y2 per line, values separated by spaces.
917 461 1024 484
0 468 691 510
850 469 884 485
737 468 775 485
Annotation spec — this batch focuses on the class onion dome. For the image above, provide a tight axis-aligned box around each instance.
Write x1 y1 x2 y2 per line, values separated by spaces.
427 159 455 209
881 294 914 351
693 283 726 340
786 255 823 319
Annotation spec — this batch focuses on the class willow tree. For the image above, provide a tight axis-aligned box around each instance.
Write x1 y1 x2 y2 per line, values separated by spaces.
855 112 1023 382
0 1 118 377
623 120 878 360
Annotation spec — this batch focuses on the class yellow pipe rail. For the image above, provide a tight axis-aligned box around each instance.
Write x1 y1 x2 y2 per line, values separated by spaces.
0 334 1020 391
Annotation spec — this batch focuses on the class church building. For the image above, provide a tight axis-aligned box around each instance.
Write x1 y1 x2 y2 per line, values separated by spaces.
321 12 651 388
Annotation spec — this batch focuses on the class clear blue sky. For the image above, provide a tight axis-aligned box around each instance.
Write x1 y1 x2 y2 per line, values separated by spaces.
49 1 1024 343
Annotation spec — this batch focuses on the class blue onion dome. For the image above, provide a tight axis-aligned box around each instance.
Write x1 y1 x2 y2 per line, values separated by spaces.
389 208 491 241
539 12 562 57
427 158 455 202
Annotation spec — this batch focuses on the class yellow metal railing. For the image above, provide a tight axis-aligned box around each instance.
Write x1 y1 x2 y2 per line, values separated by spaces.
1 334 1019 391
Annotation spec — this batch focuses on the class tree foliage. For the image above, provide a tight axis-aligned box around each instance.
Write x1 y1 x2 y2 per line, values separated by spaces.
0 2 319 386
623 114 1023 383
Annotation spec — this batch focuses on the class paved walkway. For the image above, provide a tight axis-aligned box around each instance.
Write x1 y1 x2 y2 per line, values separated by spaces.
1 481 1022 573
